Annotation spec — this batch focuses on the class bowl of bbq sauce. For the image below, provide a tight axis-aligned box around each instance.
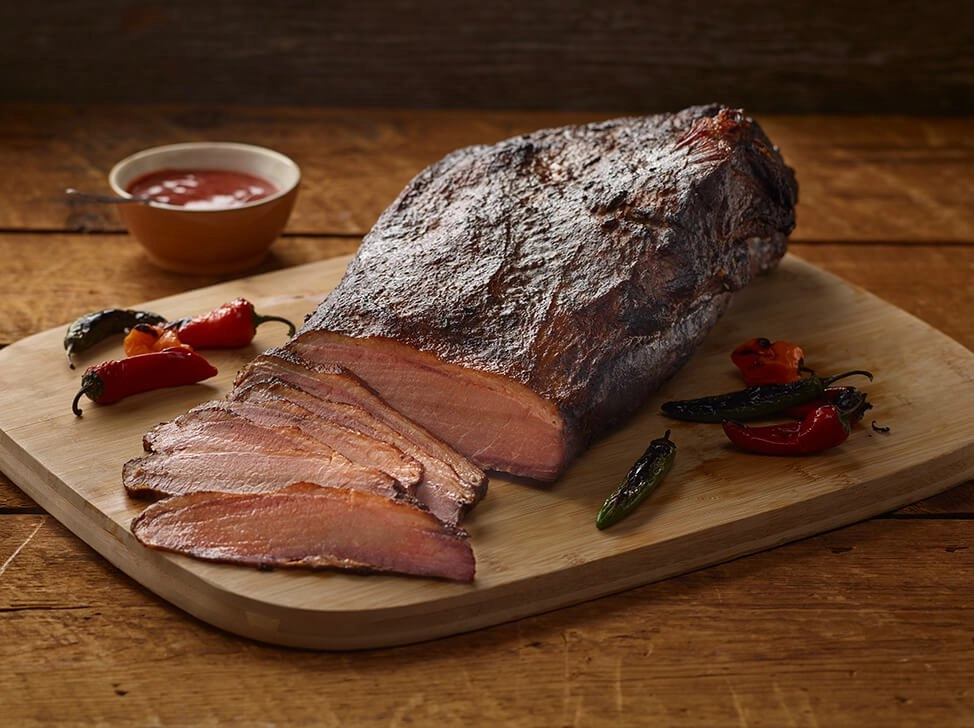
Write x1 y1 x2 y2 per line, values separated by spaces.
109 142 300 274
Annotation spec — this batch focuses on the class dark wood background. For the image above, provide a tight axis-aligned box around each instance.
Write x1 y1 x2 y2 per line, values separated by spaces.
1 0 970 113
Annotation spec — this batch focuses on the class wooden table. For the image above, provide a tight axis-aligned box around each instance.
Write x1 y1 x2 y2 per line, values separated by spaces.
2 104 972 726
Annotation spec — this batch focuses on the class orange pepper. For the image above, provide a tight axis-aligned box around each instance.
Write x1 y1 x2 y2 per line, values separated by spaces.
123 324 191 357
730 337 805 386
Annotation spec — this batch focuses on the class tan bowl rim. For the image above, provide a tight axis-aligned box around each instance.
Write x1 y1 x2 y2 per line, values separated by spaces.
108 141 301 212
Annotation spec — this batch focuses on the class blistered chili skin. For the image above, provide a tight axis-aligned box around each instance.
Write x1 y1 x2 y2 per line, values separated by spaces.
784 386 873 422
64 308 167 368
174 298 296 348
661 377 828 423
596 430 677 529
730 337 805 385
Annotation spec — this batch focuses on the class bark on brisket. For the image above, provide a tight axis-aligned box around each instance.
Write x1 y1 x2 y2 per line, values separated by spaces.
291 106 798 478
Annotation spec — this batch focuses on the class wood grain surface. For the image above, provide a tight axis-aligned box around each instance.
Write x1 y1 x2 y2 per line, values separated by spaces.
2 1 971 114
2 104 973 724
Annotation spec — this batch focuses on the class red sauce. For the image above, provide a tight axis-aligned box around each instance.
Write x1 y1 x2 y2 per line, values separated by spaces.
126 168 279 210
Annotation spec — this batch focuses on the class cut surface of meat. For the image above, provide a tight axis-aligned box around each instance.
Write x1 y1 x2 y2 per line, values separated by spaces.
144 404 344 457
289 334 564 479
123 449 401 500
146 396 425 492
131 482 475 582
232 349 487 524
287 105 798 480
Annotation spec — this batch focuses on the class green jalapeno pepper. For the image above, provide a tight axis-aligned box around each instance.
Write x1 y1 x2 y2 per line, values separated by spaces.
596 430 677 529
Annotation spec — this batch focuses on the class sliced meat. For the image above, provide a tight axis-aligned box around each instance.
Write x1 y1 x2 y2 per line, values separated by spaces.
123 449 400 500
232 349 487 524
146 397 424 492
225 397 424 490
285 105 798 480
231 376 474 525
131 482 475 582
143 404 341 457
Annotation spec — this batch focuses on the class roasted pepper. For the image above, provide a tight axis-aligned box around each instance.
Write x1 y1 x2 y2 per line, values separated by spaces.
730 337 805 386
660 369 873 423
168 298 296 348
71 348 218 416
596 430 676 529
784 385 872 422
63 308 167 368
721 397 863 455
123 323 190 357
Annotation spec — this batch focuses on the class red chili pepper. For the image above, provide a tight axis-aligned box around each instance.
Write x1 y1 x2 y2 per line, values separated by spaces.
721 404 852 455
71 348 218 416
171 298 296 348
730 337 805 386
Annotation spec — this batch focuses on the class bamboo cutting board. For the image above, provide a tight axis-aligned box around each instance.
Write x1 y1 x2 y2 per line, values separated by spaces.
0 254 972 650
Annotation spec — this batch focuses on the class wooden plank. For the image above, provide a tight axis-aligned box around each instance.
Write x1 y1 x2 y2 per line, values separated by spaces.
2 515 972 725
1 1 970 114
0 105 598 235
897 481 974 515
2 105 972 242
1 254 972 648
761 117 974 243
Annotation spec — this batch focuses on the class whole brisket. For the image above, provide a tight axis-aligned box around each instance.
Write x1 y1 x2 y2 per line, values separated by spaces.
289 105 798 480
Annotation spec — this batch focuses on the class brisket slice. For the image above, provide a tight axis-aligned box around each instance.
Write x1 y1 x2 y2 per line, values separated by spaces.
144 398 425 492
287 105 798 480
232 349 487 525
123 448 402 500
131 482 475 582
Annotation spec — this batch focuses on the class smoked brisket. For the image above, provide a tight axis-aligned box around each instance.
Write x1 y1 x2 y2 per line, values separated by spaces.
288 105 799 480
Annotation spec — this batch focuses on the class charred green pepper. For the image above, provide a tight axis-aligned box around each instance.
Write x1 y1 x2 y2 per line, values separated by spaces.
660 369 873 423
596 430 676 529
64 308 167 369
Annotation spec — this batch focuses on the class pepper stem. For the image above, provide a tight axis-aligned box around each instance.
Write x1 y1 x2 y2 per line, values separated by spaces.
71 385 92 417
823 369 873 386
253 313 297 337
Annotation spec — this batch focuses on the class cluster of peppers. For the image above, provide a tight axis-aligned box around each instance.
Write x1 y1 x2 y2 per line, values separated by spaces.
596 337 883 530
662 336 878 455
66 298 296 417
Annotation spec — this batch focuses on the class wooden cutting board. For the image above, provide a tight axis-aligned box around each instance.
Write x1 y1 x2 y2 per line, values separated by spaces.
1 254 972 650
